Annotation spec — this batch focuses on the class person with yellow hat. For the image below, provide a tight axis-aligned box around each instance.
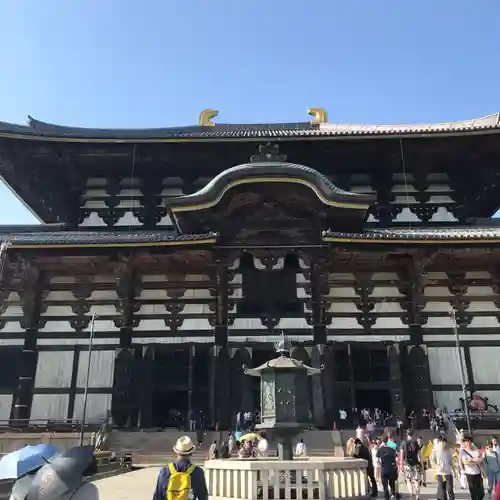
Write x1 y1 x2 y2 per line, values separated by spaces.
152 436 208 500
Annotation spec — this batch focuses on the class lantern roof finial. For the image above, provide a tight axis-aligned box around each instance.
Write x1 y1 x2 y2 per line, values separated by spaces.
275 331 292 357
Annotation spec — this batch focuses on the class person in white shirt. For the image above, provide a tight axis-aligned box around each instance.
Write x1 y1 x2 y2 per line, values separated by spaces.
257 433 269 457
371 440 381 485
295 438 307 457
339 409 347 430
459 436 484 500
492 436 500 455
366 421 375 441
431 436 455 500
356 425 365 442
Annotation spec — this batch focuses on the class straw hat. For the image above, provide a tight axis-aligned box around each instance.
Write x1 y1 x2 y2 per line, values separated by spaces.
173 436 196 455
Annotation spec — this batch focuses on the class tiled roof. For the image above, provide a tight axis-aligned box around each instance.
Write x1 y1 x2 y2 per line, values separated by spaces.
322 226 500 241
0 114 498 141
0 230 217 247
0 226 499 248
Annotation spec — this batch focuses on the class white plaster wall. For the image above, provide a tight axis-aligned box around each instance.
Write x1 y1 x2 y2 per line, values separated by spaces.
38 321 74 333
430 208 458 222
1 322 24 333
230 318 266 330
183 289 212 299
82 320 119 333
76 350 115 388
423 317 454 329
138 290 169 300
0 395 12 422
428 347 468 385
41 305 75 316
182 304 213 314
469 347 500 385
134 318 167 331
73 394 112 423
371 287 403 298
115 212 141 226
373 317 405 329
275 318 309 329
468 317 499 328
35 351 73 388
328 318 361 329
328 302 359 313
1 305 23 317
466 272 492 280
30 395 69 422
394 208 420 223
329 273 355 282
37 338 119 346
133 336 214 344
373 302 404 313
433 391 463 411
79 213 106 227
179 318 212 330
327 288 357 298
424 287 451 297
327 334 409 343
44 291 75 301
465 286 494 297
371 272 399 281
423 302 454 313
0 339 24 346
136 304 170 315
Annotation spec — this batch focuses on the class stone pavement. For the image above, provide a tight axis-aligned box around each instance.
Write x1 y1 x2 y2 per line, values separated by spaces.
93 466 477 500
94 467 161 500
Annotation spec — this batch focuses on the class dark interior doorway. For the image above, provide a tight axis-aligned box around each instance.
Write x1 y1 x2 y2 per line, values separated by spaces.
355 389 392 412
152 348 190 427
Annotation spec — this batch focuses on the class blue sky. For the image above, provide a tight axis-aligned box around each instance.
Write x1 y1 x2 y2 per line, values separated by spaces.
0 0 499 224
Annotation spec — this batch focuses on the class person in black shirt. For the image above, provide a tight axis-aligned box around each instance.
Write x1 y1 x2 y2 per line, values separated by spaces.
353 438 378 497
377 436 398 500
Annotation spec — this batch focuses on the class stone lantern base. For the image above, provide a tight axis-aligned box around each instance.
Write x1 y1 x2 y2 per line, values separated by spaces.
256 423 311 461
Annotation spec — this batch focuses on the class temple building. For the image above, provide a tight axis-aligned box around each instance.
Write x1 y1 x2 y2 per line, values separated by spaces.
1 108 500 429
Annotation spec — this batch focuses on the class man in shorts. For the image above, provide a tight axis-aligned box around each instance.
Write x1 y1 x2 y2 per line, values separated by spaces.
401 430 422 500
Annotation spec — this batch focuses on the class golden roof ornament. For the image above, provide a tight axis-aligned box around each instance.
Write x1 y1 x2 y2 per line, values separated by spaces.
308 108 328 125
198 109 218 127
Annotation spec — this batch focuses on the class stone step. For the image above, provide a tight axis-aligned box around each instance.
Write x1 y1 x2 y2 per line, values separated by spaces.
106 430 344 454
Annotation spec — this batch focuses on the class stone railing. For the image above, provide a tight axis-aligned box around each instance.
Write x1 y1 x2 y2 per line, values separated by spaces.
204 457 368 500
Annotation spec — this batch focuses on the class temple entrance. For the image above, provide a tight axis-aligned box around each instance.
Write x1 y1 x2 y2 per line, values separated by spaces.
355 389 392 412
152 347 190 428
332 345 394 416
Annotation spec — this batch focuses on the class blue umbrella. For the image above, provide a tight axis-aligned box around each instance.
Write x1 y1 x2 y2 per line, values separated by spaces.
0 444 58 480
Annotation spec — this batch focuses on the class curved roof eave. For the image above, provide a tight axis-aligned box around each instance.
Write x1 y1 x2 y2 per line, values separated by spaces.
0 114 497 143
0 174 44 224
166 162 375 212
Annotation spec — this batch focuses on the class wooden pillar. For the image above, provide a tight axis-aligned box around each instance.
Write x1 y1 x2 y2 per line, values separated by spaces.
388 344 405 417
12 263 42 425
66 346 80 421
139 346 154 429
188 345 195 422
448 271 472 397
347 344 355 412
112 260 138 427
212 256 231 429
309 254 328 426
310 256 328 346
